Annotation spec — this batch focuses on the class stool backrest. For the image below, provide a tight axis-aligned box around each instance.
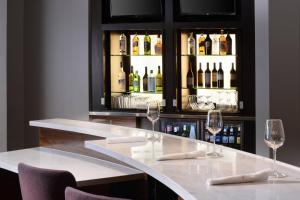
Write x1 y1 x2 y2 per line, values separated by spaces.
18 163 76 200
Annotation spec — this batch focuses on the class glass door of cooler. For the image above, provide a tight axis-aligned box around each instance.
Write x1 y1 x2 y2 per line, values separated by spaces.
107 30 164 110
179 29 239 113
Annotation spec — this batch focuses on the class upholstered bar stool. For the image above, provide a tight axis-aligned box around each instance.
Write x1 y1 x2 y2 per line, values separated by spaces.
18 163 77 200
65 187 130 200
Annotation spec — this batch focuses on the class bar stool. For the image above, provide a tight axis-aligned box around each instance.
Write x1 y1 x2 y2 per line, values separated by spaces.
65 187 130 200
18 163 77 200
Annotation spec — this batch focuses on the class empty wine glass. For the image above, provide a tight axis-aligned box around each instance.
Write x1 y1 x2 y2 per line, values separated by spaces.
147 101 160 140
264 119 286 178
206 110 223 157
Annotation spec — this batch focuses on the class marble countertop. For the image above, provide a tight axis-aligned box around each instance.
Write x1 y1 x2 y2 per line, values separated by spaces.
0 147 143 187
30 119 300 200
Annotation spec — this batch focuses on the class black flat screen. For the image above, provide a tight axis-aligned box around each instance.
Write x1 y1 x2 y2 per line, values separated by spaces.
180 0 236 16
110 0 162 18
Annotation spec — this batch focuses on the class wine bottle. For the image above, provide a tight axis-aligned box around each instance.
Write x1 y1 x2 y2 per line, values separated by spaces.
226 33 232 55
205 34 212 55
197 63 203 87
156 66 163 92
230 63 237 88
217 62 224 88
133 71 140 92
198 33 205 55
188 33 195 55
144 34 151 55
143 66 148 92
205 63 211 88
212 34 219 55
119 33 127 55
181 125 188 137
148 70 156 92
128 66 134 92
187 62 194 89
132 33 139 55
212 63 218 88
219 30 227 55
155 34 162 55
117 62 126 92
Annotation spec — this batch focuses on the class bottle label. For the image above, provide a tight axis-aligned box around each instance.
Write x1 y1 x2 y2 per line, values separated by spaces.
218 74 224 80
189 42 195 55
120 40 126 53
133 41 138 47
222 136 229 144
156 78 162 86
229 136 235 144
143 78 148 91
212 73 217 81
148 77 156 92
205 74 210 86
144 41 151 53
187 77 194 87
237 136 241 145
219 41 227 54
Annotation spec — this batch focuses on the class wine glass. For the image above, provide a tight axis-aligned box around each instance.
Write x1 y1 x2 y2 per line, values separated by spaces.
147 101 160 140
206 110 223 157
264 119 286 178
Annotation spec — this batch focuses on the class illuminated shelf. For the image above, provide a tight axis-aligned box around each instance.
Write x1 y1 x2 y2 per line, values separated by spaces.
181 54 237 57
111 91 163 94
182 87 237 91
110 54 162 57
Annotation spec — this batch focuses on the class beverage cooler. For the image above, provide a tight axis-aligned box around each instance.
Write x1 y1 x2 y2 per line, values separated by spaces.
103 30 165 111
178 29 240 113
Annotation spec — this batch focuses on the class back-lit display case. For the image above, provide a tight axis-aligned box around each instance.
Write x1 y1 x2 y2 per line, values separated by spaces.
178 29 240 113
105 30 164 110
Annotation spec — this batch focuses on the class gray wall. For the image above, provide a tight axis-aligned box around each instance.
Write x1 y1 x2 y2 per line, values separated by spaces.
255 0 269 157
0 0 7 152
269 0 300 166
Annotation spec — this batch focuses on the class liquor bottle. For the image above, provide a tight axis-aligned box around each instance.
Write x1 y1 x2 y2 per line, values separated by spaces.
132 33 139 55
156 66 163 92
166 125 173 134
212 63 218 88
117 62 126 92
212 34 219 55
226 33 232 55
133 71 140 92
187 33 195 55
197 63 203 87
143 66 148 92
128 66 134 92
119 33 127 55
219 30 227 55
173 126 179 136
187 62 194 89
181 125 188 137
198 33 205 55
217 62 224 88
204 34 212 55
230 63 237 88
148 70 156 92
205 63 211 88
144 33 151 55
236 127 241 146
155 34 162 55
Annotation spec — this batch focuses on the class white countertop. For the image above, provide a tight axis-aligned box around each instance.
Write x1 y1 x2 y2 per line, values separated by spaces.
0 147 143 187
31 119 300 200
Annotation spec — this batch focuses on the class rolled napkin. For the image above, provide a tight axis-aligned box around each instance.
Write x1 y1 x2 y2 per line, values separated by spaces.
157 150 206 161
106 136 147 144
207 169 272 185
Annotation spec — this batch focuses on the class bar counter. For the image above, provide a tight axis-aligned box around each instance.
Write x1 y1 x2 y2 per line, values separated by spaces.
30 119 300 200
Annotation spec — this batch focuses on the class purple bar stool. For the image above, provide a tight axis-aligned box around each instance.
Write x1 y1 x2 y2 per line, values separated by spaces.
65 187 130 200
18 163 77 200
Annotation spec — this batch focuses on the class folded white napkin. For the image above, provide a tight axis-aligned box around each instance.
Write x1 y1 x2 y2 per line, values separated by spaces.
207 169 272 185
157 150 206 161
106 136 147 144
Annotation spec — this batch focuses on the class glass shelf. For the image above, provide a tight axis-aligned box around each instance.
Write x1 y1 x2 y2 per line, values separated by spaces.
111 91 163 94
181 54 237 57
110 54 162 57
182 87 237 91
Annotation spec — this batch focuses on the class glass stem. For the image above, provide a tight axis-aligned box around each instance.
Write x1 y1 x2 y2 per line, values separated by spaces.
273 148 277 174
152 122 155 132
213 135 216 154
